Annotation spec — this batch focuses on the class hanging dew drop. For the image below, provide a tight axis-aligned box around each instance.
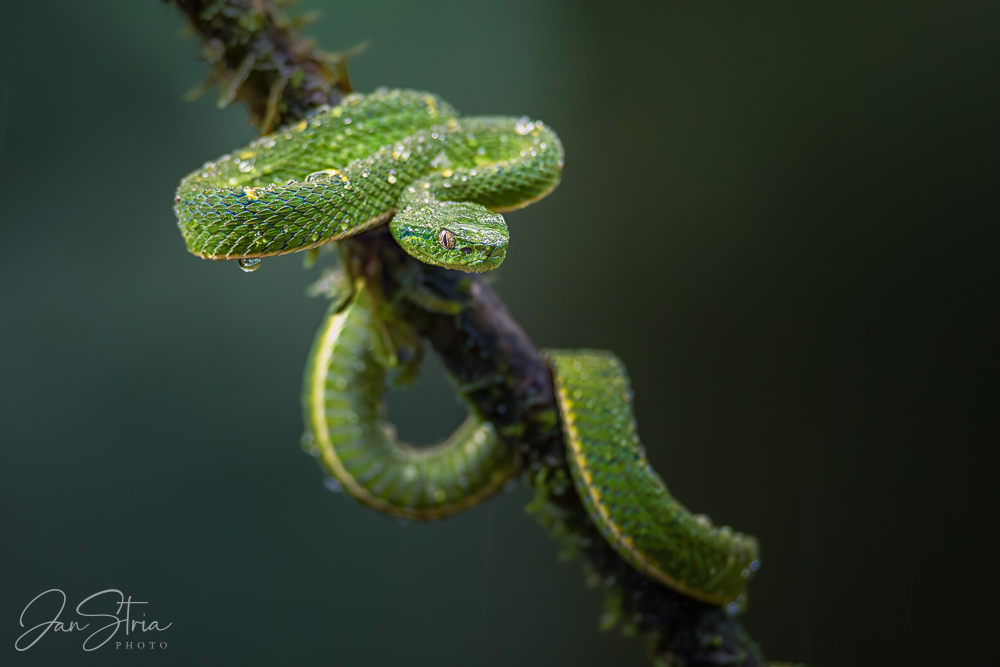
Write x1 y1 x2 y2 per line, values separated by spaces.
238 258 263 272
323 477 343 493
301 430 321 458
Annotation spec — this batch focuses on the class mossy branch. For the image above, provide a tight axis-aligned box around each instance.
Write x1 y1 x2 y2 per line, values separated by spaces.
170 0 351 131
164 1 772 664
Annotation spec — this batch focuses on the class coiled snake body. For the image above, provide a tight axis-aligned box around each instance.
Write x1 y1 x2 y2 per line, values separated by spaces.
175 89 759 610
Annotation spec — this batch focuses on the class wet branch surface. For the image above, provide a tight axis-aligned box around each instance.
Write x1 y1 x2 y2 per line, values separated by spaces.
165 1 769 664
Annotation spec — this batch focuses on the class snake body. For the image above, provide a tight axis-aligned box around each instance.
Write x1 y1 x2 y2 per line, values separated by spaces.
547 350 759 609
174 88 562 272
176 89 759 611
303 281 519 519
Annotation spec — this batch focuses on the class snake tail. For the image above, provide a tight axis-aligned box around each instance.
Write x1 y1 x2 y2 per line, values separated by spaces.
303 282 521 519
546 349 760 611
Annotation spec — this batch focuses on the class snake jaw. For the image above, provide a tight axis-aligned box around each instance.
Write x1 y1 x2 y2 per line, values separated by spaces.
459 242 507 273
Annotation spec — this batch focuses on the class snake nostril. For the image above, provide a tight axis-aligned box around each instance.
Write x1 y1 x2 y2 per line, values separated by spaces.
461 247 472 255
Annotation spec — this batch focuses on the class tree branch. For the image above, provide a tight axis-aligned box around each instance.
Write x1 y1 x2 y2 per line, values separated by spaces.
170 0 350 131
165 1 770 664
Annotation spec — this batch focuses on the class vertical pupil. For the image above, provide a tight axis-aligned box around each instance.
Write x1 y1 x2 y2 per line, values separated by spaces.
438 229 456 249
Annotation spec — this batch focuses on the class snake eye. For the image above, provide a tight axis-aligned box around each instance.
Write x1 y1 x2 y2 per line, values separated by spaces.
437 229 456 250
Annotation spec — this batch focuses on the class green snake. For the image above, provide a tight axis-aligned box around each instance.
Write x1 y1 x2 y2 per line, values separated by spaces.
175 88 760 611
174 88 561 272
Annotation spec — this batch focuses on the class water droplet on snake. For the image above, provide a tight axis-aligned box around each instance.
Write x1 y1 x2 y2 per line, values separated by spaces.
238 258 263 272
306 169 338 182
514 116 535 135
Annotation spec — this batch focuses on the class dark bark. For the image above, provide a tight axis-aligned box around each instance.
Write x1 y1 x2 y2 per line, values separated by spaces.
164 2 771 664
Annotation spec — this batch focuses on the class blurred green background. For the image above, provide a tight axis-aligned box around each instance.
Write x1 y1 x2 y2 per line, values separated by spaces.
1 1 995 665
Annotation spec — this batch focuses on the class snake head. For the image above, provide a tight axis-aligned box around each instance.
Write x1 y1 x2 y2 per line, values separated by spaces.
390 198 508 273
